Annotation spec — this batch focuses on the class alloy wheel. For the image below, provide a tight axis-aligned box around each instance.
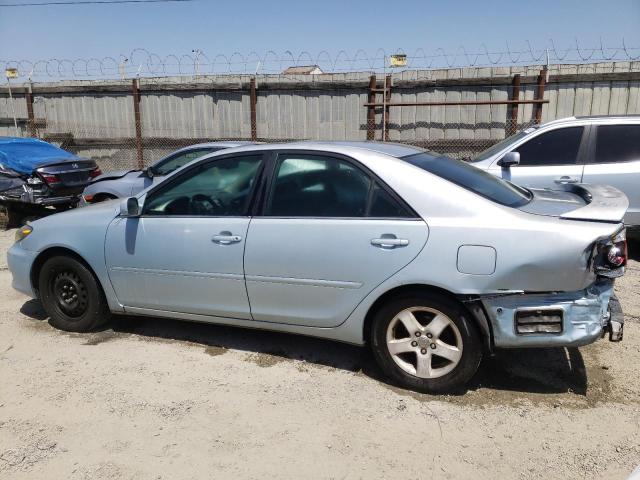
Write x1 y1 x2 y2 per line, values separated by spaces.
385 306 463 379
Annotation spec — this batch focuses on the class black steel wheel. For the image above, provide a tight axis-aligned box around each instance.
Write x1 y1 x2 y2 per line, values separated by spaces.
38 255 110 332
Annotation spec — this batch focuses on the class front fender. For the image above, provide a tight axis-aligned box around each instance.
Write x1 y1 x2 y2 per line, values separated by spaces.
19 204 124 312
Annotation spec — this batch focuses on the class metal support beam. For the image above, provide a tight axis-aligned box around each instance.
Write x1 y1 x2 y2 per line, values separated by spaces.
506 74 521 136
384 75 391 141
367 75 376 140
364 99 548 107
132 78 144 169
533 67 547 124
25 84 36 137
250 78 257 141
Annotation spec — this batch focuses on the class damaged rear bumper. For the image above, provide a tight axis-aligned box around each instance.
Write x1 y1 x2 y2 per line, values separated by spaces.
481 278 622 348
0 184 80 208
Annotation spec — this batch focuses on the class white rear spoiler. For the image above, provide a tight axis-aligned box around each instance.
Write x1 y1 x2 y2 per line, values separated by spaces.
559 184 629 223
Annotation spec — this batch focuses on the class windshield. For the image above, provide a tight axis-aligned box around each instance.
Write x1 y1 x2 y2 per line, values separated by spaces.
152 147 220 176
470 129 534 162
401 152 531 207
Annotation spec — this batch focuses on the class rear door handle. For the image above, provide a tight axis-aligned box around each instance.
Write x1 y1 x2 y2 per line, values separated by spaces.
212 231 242 245
371 237 409 249
554 176 579 184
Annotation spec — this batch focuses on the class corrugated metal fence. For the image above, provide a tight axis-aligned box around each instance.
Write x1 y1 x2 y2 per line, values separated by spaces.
1 61 639 170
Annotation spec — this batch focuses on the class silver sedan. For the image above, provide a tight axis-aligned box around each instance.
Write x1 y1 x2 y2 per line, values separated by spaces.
7 142 628 393
81 141 255 204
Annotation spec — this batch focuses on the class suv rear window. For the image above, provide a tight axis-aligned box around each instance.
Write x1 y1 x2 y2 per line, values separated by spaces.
595 125 640 163
401 153 531 207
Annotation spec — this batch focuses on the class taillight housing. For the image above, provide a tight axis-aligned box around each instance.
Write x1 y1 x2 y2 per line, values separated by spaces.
89 167 102 178
607 230 627 267
41 174 61 185
595 228 627 277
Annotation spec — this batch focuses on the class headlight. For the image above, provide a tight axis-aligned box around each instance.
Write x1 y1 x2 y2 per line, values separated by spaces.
15 225 33 243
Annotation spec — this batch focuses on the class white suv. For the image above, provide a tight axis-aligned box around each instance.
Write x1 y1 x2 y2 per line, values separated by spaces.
470 116 640 231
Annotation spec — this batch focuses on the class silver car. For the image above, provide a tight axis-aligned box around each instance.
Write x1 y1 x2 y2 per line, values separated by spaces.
470 116 640 232
7 142 628 393
81 141 255 204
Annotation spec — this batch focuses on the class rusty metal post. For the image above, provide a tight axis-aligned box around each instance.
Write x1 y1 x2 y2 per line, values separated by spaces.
533 67 547 124
367 75 377 140
132 78 144 169
506 74 521 136
384 75 391 141
25 85 36 138
250 78 257 141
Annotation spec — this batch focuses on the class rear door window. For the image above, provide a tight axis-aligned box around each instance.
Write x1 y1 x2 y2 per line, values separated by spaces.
594 125 640 163
513 127 584 166
265 154 415 218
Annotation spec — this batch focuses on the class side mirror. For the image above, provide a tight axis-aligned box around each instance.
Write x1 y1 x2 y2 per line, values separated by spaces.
119 197 141 217
498 151 520 168
144 167 154 178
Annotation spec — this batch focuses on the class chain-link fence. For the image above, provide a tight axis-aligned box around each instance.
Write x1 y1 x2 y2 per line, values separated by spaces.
2 60 639 170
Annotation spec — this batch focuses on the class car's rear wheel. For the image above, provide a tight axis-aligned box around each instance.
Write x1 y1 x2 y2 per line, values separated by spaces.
38 256 110 332
370 293 482 394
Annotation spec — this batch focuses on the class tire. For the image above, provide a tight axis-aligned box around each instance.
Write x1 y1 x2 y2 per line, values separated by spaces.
370 293 483 394
0 203 21 229
38 255 110 332
0 204 8 230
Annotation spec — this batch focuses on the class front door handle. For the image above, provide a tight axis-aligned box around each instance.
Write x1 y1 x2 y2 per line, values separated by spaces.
371 236 409 249
212 231 243 245
554 176 579 184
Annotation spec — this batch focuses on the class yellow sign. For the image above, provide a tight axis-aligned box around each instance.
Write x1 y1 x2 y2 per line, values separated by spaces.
389 54 407 67
5 68 18 79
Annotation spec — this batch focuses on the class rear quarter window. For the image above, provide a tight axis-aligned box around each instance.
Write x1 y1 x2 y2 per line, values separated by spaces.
595 125 640 163
401 153 531 207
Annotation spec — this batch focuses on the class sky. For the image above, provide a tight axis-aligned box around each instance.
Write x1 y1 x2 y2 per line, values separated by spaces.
1 0 640 71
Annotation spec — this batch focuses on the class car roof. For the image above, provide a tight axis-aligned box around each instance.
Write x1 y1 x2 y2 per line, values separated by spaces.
541 115 640 127
212 140 426 159
177 141 257 150
292 141 424 158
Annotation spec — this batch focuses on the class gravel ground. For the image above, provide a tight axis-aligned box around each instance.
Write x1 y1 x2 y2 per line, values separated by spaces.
1 228 639 480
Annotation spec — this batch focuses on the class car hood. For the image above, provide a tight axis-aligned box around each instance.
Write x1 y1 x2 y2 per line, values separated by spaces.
0 138 82 175
520 184 629 223
91 169 139 182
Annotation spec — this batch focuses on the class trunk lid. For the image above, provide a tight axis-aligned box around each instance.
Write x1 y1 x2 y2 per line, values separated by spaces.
519 184 629 223
36 159 98 194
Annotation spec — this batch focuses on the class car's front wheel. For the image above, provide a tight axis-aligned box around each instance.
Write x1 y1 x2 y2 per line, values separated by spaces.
38 255 110 332
371 293 482 394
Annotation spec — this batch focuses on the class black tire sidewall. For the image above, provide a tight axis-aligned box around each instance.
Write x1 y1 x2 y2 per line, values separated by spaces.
38 256 108 332
371 293 482 394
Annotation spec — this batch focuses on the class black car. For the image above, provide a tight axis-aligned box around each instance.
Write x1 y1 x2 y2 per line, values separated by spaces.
0 137 100 226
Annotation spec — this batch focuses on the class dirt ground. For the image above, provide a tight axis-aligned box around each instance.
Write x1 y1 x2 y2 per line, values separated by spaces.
1 228 639 480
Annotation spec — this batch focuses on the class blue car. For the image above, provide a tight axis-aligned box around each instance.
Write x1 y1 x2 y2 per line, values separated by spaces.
0 137 100 226
7 142 628 393
81 141 255 204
